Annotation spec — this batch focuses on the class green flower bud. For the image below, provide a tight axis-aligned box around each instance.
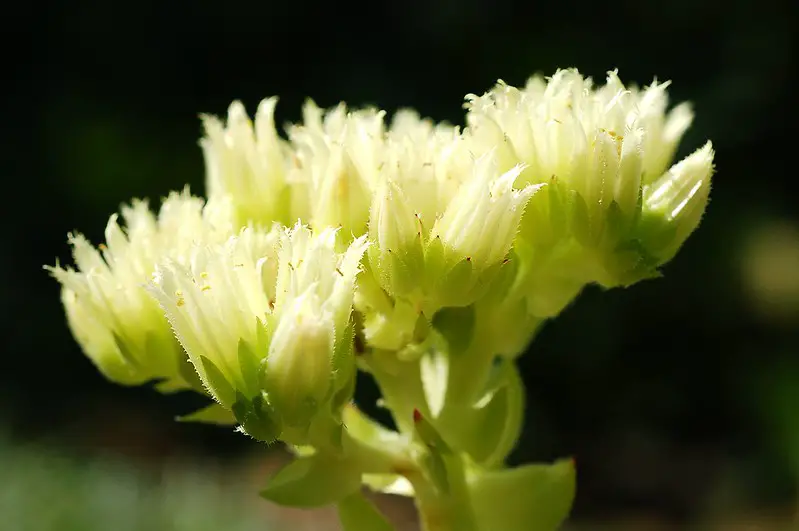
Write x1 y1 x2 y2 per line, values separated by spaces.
265 291 335 428
638 141 715 264
370 179 419 255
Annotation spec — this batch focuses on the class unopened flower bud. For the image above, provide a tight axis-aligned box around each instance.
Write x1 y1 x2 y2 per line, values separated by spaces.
370 179 419 254
639 141 714 263
265 292 335 428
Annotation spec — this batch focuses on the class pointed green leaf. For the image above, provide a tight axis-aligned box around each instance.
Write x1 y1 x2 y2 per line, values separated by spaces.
176 402 235 425
547 177 568 241
438 258 475 307
342 404 402 446
153 378 185 394
420 350 448 418
362 473 415 497
468 459 576 531
176 352 206 394
237 338 261 397
568 191 592 248
112 331 140 369
260 454 362 508
438 361 523 467
235 392 281 443
199 355 236 407
485 365 525 467
423 449 450 495
414 410 451 454
432 305 475 354
338 492 395 531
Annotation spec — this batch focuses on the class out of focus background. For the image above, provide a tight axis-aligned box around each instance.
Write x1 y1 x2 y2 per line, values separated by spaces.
4 1 797 529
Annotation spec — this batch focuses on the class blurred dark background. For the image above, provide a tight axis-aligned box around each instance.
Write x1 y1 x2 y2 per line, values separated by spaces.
4 0 798 529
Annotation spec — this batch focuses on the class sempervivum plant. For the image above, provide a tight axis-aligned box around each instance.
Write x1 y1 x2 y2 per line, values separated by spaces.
48 68 714 531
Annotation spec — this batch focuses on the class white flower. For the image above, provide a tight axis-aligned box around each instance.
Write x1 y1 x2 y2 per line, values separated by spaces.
46 190 234 388
464 69 692 222
369 179 420 254
148 222 368 431
201 98 294 227
287 102 386 237
147 226 281 404
432 154 542 268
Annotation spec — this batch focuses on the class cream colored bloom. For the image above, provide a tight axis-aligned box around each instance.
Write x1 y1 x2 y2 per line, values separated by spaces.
148 222 368 432
465 69 692 185
201 98 294 228
464 70 694 235
47 190 234 389
147 226 281 405
287 102 386 238
432 154 542 268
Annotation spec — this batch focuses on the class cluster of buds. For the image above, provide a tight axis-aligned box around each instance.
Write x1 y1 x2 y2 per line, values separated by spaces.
48 68 714 531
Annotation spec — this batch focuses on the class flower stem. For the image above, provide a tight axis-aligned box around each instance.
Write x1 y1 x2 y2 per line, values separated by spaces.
407 455 478 531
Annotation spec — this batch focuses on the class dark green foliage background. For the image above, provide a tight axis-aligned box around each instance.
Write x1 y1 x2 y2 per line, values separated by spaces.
4 0 797 525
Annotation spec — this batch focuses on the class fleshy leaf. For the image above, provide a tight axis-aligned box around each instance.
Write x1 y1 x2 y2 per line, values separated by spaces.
260 454 362 508
362 474 415 497
234 392 281 443
176 403 235 425
420 349 449 418
468 459 576 531
337 492 395 531
413 410 451 454
199 355 236 407
112 332 140 369
237 337 261 397
432 305 475 354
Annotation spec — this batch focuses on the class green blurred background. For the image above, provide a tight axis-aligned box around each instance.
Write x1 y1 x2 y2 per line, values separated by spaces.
4 1 798 529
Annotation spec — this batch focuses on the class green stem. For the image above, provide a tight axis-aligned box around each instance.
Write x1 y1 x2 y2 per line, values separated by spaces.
362 351 430 434
407 455 478 531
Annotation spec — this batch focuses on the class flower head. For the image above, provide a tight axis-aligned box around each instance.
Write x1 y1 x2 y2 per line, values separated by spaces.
147 222 368 440
463 69 713 297
46 190 234 389
201 98 294 228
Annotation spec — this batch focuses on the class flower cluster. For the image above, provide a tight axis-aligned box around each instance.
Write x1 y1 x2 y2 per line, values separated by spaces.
48 69 714 516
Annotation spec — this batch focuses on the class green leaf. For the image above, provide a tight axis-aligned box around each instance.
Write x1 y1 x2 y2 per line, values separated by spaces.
237 338 261 397
362 474 415 497
547 176 568 241
337 492 395 531
432 305 475 354
423 450 450 495
342 404 402 446
234 392 281 443
112 331 140 369
176 352 205 394
176 403 235 425
260 454 363 508
420 349 449 418
199 355 236 407
413 410 451 454
468 459 576 531
568 190 592 248
438 258 475 307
